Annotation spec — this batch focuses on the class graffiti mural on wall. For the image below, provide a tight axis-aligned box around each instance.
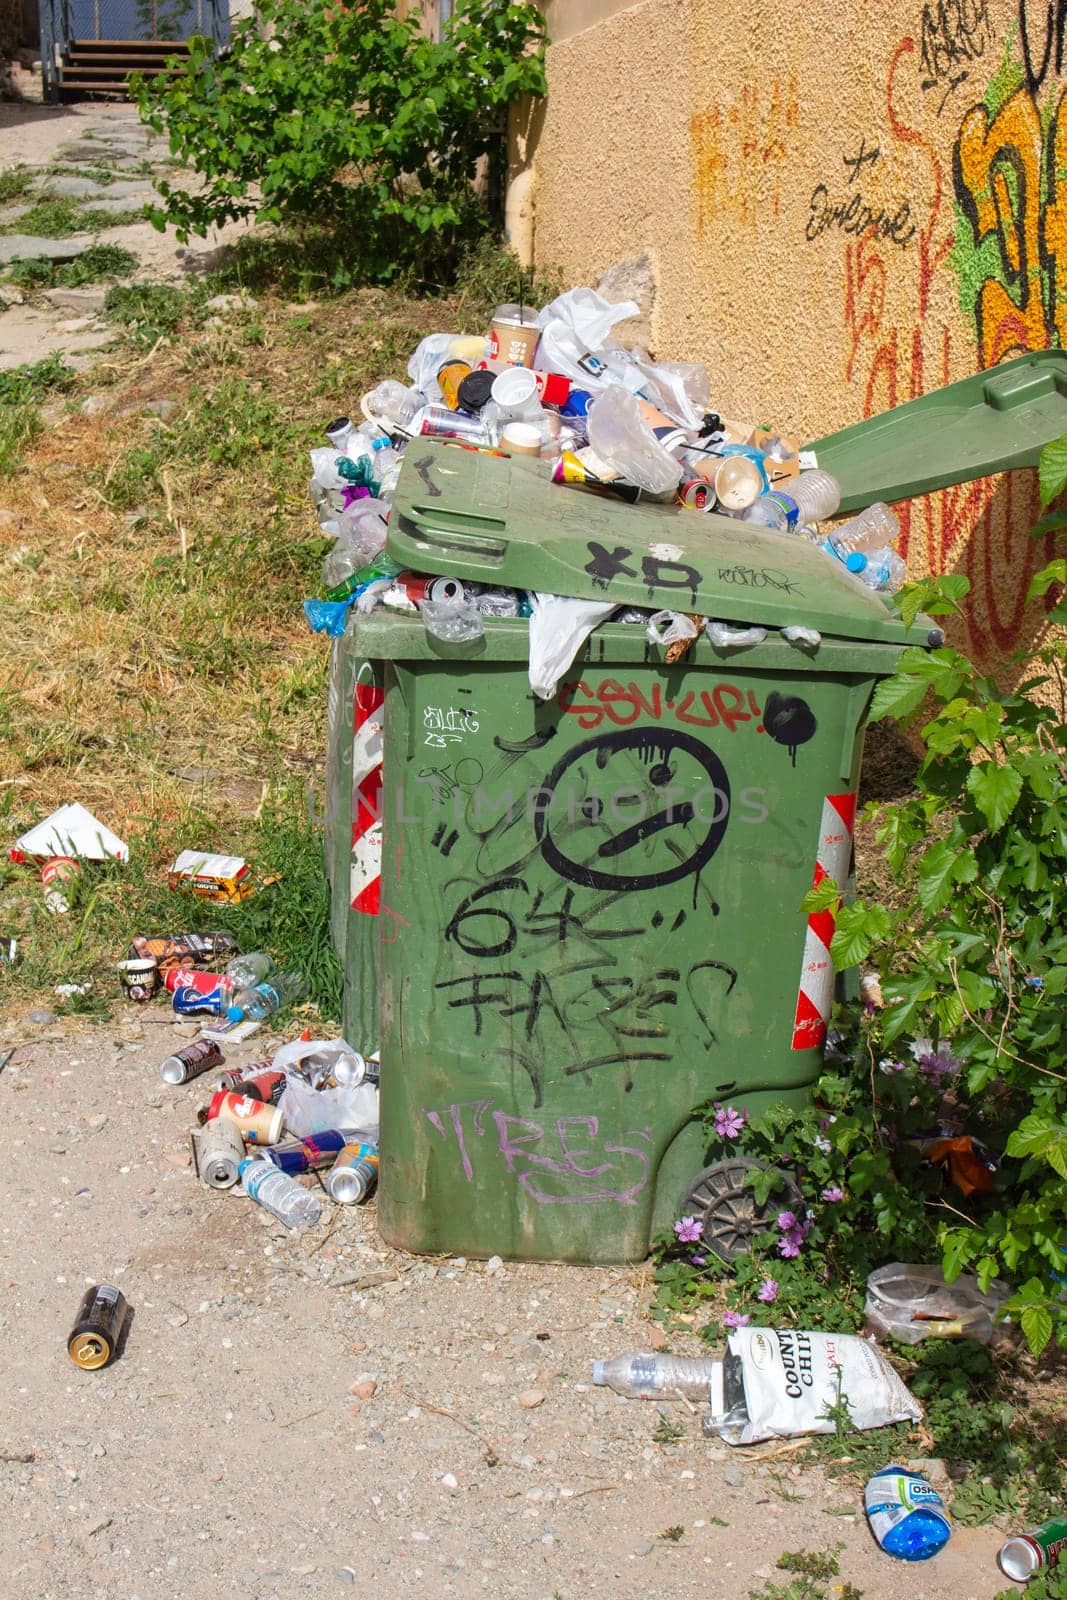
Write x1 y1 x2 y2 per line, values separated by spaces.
690 74 799 237
830 23 1062 662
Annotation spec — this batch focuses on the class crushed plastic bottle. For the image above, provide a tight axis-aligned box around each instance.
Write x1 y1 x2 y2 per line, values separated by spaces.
787 468 842 526
224 951 275 988
865 1467 951 1561
418 596 486 643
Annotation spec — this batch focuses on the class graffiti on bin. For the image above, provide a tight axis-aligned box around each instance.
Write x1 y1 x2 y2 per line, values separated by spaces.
581 539 808 602
557 677 764 732
424 1097 654 1205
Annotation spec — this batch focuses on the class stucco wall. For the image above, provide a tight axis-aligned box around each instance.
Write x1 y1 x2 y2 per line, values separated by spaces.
531 0 1065 668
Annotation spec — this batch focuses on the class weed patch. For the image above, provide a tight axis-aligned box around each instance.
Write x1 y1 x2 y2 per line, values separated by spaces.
0 355 76 476
0 167 34 206
5 244 138 292
0 196 145 237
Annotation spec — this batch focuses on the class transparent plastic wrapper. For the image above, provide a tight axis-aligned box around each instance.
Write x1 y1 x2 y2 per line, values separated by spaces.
707 1326 923 1446
407 334 456 403
528 592 618 700
782 625 822 650
865 1263 1010 1346
362 379 421 435
646 610 700 649
707 620 768 649
418 596 486 643
587 387 683 495
620 346 706 430
273 1037 379 1139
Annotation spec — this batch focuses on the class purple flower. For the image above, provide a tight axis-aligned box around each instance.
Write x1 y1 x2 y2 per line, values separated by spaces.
674 1215 704 1244
757 1278 778 1303
690 1253 707 1267
714 1104 748 1140
908 1037 963 1079
778 1234 802 1259
722 1311 750 1329
777 1210 797 1232
878 1057 906 1075
821 1186 844 1203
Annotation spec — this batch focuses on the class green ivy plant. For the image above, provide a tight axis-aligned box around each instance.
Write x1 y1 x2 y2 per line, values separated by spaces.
134 0 547 283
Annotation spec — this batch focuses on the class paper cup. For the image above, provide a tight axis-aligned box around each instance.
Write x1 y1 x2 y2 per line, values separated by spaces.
117 957 160 1002
491 367 539 412
489 317 540 368
501 422 543 457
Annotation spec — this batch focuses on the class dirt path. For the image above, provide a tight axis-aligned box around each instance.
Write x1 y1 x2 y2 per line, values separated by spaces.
0 1015 1007 1600
0 102 251 370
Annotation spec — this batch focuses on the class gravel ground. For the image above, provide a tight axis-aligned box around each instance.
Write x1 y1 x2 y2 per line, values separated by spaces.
0 1014 1007 1600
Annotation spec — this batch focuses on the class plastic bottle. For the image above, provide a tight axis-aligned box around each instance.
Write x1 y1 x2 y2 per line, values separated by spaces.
239 1158 322 1230
592 1351 722 1400
224 950 275 988
824 501 900 556
364 379 421 436
226 969 309 1024
787 469 842 526
839 546 906 592
864 1467 952 1561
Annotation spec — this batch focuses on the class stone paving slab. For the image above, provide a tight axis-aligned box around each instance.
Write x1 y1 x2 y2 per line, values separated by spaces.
0 234 93 264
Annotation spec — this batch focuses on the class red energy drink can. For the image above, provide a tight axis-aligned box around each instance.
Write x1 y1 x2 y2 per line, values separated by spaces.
163 967 222 996
679 478 716 510
390 572 464 607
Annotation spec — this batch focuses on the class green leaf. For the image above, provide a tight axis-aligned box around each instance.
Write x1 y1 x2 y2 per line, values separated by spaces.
916 840 958 912
869 671 930 722
801 876 842 914
966 760 1023 830
1028 558 1067 600
1038 430 1067 507
829 903 891 969
1020 1302 1054 1358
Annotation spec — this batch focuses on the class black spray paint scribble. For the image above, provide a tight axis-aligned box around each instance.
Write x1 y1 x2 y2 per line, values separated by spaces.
1019 0 1067 95
806 138 917 250
761 692 817 767
534 728 731 893
920 0 994 114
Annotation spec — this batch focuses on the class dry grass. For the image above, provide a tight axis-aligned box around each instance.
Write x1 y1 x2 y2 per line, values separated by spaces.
0 284 466 1017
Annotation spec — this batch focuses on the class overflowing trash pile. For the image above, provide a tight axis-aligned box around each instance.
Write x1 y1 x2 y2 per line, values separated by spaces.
303 286 906 696
120 934 379 1231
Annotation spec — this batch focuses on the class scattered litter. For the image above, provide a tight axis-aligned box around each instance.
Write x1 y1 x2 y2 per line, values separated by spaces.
865 1263 1010 1347
865 1466 951 1562
11 803 128 864
999 1516 1067 1581
167 850 278 903
67 1284 129 1371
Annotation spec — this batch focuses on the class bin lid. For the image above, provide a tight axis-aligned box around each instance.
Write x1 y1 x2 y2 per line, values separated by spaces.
806 349 1067 513
387 443 926 645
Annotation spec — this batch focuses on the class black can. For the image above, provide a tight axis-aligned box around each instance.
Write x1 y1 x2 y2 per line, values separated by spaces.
68 1284 129 1370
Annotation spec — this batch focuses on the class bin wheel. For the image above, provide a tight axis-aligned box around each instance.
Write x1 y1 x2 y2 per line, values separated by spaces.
680 1159 803 1263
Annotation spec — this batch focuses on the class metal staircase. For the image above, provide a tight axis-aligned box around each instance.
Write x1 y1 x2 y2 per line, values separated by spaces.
40 0 227 101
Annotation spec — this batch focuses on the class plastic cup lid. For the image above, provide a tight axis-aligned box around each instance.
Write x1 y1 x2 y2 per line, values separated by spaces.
492 367 538 408
456 370 495 412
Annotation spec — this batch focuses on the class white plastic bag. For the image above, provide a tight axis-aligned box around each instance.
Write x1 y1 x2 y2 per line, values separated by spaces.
782 625 822 650
528 592 618 700
274 1038 379 1138
534 286 640 349
712 1326 922 1446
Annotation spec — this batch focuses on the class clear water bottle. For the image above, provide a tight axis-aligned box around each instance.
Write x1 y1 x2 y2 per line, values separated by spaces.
864 1467 952 1561
788 469 841 526
592 1351 722 1400
834 546 906 592
224 950 275 988
226 969 309 1023
239 1158 322 1230
825 501 900 556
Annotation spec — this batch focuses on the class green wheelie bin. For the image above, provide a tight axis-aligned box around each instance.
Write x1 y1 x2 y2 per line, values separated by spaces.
359 439 937 1265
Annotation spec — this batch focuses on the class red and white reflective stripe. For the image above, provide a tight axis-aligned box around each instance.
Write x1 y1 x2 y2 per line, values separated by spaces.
791 792 856 1051
350 673 384 916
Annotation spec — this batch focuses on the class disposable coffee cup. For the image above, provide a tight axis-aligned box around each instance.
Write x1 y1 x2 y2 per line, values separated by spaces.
208 1091 284 1145
491 367 539 414
117 957 159 1002
501 422 543 457
489 316 540 368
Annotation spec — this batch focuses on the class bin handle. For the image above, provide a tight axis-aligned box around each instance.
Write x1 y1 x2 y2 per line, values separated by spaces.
394 510 507 564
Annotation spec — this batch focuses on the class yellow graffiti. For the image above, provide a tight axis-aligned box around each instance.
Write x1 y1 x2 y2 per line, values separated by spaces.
955 82 1067 363
690 74 799 238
